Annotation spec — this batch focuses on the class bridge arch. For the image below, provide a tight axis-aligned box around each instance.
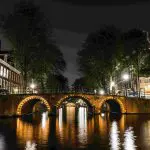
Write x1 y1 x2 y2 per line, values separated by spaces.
56 94 93 108
99 96 126 113
16 95 51 115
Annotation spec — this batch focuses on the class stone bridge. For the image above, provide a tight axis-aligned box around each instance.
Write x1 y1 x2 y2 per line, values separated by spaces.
0 93 150 116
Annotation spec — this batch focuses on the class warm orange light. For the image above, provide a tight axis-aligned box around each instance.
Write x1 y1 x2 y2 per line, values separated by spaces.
57 94 92 108
16 96 50 115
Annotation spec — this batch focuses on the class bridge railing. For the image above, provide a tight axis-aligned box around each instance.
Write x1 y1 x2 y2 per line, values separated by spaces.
9 88 98 95
5 88 150 99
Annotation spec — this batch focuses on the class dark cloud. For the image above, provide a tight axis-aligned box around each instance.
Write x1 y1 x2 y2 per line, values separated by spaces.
55 0 150 6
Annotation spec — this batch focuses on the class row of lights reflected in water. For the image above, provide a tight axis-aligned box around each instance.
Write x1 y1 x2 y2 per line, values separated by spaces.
19 107 137 150
1 107 150 149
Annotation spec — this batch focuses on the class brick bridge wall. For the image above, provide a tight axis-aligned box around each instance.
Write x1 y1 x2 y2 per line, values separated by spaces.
0 94 150 116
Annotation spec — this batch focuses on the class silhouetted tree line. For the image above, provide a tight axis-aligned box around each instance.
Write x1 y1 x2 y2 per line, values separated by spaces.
0 0 68 92
74 26 150 93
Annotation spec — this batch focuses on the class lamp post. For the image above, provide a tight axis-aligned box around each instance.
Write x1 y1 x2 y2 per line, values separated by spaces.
30 83 36 94
110 81 115 95
99 89 105 95
122 73 129 96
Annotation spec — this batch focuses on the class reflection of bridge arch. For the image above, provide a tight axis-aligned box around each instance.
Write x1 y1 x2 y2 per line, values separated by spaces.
17 96 51 115
99 96 126 113
56 94 93 108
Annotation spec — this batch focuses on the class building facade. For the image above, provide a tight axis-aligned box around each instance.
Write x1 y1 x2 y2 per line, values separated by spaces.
139 77 150 95
0 58 23 94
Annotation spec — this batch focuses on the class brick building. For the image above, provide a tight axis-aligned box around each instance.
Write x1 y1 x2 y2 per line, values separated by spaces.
0 57 23 94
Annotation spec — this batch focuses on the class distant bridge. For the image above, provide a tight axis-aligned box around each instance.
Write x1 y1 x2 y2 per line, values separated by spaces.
0 93 150 116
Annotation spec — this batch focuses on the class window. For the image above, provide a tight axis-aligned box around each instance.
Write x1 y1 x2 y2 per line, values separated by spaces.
145 79 149 83
0 66 3 76
11 72 14 81
16 75 18 83
3 68 6 77
6 69 9 78
3 80 5 88
0 78 2 87
8 81 10 89
5 81 8 88
13 73 15 81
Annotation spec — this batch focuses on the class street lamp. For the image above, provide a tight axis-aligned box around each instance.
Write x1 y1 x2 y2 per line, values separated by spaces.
30 83 36 94
122 74 129 81
110 81 115 94
111 81 115 87
99 89 105 95
122 73 129 96
94 89 97 94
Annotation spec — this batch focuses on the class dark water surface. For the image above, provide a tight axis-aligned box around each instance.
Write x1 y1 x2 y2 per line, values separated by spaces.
0 107 150 149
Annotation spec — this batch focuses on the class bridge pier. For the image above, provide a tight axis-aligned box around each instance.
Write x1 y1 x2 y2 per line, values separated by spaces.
94 107 101 115
49 106 57 116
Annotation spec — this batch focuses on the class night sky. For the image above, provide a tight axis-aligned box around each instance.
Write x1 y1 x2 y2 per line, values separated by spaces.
1 0 150 85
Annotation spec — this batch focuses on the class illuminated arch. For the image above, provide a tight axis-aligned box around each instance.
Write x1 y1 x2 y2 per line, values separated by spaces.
17 96 51 115
99 96 126 113
56 94 93 108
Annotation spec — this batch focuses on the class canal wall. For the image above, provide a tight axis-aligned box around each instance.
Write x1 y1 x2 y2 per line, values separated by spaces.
125 97 150 114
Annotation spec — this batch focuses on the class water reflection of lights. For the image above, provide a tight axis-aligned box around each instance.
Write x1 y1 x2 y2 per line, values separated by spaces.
59 108 63 128
41 112 48 129
0 135 6 150
78 107 87 145
57 107 76 145
67 107 75 124
142 121 150 147
17 117 50 145
109 121 120 150
123 127 137 150
25 141 37 150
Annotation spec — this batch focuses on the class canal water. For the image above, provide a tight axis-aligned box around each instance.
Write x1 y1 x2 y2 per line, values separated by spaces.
0 107 150 149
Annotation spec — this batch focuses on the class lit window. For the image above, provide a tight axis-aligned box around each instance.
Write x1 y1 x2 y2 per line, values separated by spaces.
3 68 6 77
3 80 5 88
145 79 148 83
0 66 3 76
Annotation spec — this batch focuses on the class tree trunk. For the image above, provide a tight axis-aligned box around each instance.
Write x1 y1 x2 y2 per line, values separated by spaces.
23 71 27 93
137 52 140 98
110 76 112 94
23 56 27 93
40 77 45 93
137 71 140 97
